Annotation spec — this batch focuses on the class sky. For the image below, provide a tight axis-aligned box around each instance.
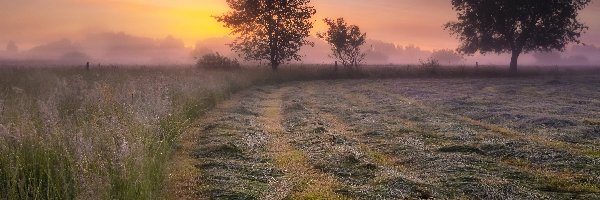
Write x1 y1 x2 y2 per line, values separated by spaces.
1 0 600 65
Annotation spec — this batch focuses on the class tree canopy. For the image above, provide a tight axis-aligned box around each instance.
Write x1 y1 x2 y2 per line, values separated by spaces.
317 18 367 68
445 0 591 72
216 0 316 70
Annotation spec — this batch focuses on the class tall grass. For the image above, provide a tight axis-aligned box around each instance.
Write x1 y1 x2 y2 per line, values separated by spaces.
0 67 265 199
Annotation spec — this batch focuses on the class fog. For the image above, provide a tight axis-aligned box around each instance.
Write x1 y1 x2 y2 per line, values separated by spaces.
0 32 192 66
1 32 599 67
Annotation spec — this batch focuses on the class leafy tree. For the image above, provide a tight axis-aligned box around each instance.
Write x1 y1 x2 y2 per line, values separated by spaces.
317 18 367 68
216 0 316 71
445 0 591 72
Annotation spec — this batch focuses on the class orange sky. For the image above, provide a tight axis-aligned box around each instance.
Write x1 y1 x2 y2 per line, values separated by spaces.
1 0 600 50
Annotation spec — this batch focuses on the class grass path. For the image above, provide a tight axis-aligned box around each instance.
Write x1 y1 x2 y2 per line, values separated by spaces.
261 86 345 199
165 95 240 200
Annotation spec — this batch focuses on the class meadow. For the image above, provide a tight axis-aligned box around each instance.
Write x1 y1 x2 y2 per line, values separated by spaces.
0 65 599 199
0 66 268 199
177 72 600 199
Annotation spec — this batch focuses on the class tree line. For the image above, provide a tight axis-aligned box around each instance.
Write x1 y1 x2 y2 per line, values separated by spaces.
216 0 592 73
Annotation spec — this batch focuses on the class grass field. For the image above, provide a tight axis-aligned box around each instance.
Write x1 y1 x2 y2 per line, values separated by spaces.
177 72 600 199
1 66 599 199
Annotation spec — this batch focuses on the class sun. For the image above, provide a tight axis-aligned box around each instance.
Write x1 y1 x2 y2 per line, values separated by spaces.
163 7 230 47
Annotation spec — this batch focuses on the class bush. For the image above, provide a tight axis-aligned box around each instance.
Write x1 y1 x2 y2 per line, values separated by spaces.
196 52 240 70
419 57 440 75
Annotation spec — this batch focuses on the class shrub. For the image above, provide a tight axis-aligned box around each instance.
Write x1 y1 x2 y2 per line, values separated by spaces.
419 57 440 75
196 52 240 70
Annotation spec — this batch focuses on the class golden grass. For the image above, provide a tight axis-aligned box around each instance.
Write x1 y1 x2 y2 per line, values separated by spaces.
502 158 600 193
261 86 345 200
583 118 600 126
165 126 203 200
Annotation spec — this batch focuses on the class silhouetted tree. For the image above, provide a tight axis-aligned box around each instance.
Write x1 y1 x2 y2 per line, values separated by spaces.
445 0 591 73
431 49 464 65
216 0 316 71
317 18 367 68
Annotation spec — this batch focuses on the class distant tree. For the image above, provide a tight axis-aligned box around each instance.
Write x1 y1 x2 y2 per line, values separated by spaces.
317 18 367 68
431 49 464 65
445 0 591 73
6 41 18 53
215 0 316 71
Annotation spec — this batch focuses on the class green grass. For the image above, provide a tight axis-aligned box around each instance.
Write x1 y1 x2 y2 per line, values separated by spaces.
0 138 76 200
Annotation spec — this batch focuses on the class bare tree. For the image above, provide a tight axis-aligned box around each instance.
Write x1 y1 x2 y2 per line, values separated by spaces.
317 18 367 69
216 0 316 71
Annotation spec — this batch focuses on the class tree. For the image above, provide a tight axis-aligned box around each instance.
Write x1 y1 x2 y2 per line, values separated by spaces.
431 49 464 65
216 0 316 71
317 18 367 68
445 0 591 73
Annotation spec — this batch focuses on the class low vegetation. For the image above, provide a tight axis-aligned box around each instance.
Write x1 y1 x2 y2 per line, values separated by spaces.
195 52 240 70
188 73 600 199
0 67 263 199
0 65 599 199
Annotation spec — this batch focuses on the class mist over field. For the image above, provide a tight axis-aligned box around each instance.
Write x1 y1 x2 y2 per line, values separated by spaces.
1 0 599 67
2 34 600 66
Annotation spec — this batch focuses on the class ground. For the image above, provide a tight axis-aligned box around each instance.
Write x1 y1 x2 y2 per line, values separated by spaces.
169 74 600 199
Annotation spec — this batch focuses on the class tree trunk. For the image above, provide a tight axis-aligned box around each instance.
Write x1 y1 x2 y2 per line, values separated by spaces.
271 61 279 71
510 50 520 74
